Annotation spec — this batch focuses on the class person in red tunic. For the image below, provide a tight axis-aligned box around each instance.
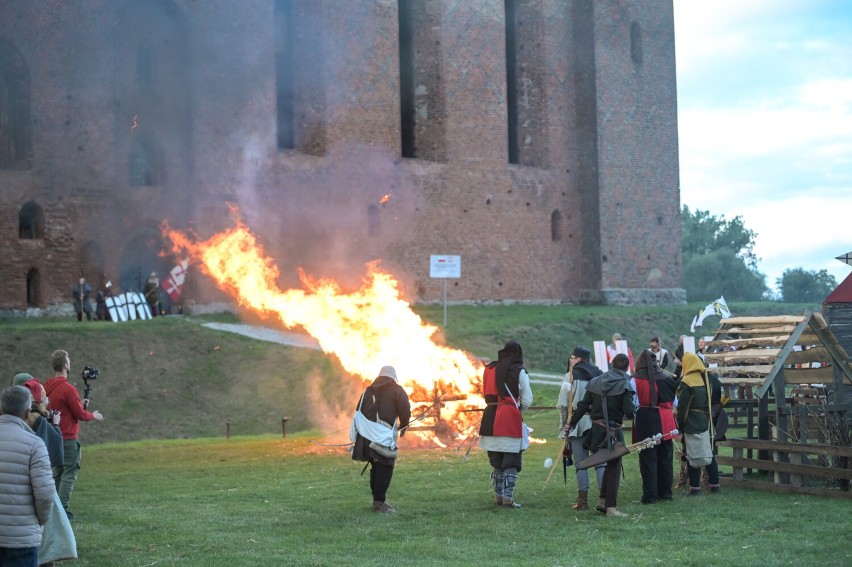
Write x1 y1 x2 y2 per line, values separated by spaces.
631 349 677 504
478 340 533 509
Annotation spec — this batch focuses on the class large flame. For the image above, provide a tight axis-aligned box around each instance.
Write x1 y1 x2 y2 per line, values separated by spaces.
163 214 485 442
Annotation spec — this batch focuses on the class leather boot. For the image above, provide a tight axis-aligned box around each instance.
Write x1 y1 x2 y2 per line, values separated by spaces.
606 507 627 517
373 500 396 513
494 495 503 506
595 497 606 514
501 498 522 509
571 490 589 510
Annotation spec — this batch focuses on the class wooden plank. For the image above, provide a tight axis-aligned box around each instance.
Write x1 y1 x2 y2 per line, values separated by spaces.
718 377 768 386
784 365 838 384
796 332 822 346
704 349 781 365
812 311 829 330
715 455 852 479
711 364 774 376
721 316 806 325
718 477 852 499
786 347 831 365
718 439 852 457
721 325 797 335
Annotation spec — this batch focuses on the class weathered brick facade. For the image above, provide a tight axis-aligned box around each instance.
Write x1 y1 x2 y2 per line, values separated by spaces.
0 0 684 315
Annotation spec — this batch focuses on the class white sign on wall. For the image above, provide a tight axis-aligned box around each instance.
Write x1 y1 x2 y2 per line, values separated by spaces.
430 255 461 278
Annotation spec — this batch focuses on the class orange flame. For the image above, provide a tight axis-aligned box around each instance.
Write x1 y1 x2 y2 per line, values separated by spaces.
162 215 483 413
379 194 391 206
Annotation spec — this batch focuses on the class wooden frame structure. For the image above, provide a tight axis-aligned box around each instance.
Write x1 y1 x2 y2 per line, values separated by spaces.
705 311 852 443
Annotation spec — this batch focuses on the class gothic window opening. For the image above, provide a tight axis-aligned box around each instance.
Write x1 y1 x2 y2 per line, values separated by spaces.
504 1 547 167
129 139 162 186
0 37 32 169
18 201 44 239
398 0 444 161
275 0 295 150
368 204 380 236
26 268 40 308
551 209 563 242
631 22 643 63
505 0 519 164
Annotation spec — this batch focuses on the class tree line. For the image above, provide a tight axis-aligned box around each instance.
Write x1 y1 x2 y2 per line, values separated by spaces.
681 206 838 303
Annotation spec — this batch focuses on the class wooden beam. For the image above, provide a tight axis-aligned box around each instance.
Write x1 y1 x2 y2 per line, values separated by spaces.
716 455 852 479
786 347 831 365
784 366 837 384
721 316 806 325
704 349 781 365
718 438 852 457
718 377 766 385
711 364 774 376
718 478 852 499
722 325 797 335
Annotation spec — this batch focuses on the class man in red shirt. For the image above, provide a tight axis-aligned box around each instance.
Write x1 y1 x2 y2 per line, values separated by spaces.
44 350 104 519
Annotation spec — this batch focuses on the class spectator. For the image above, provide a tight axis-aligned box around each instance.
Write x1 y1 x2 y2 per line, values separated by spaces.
44 350 104 519
20 379 78 565
676 353 721 496
0 385 55 566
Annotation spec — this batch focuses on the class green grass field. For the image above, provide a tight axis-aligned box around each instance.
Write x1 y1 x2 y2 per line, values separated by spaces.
2 302 848 566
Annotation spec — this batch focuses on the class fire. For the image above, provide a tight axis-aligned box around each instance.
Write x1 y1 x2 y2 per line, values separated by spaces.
130 114 138 132
379 194 391 206
163 213 485 443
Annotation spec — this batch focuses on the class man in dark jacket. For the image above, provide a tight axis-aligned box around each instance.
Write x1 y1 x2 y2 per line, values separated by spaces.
568 354 635 517
351 366 411 513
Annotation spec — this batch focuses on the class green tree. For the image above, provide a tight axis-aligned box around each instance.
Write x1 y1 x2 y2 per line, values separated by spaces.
777 268 837 303
681 206 767 302
683 247 767 302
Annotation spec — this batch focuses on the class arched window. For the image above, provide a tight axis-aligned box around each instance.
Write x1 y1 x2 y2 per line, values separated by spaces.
367 204 380 236
551 209 563 242
18 201 44 239
26 268 40 307
630 21 643 63
129 138 162 186
0 37 32 169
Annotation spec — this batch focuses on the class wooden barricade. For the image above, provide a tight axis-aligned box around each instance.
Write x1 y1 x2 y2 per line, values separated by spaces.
716 438 852 498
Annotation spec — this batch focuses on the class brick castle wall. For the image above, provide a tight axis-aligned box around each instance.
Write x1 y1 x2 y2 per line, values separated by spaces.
0 0 684 314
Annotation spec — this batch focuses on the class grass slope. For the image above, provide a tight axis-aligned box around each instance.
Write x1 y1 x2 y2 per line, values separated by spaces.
1 302 818 444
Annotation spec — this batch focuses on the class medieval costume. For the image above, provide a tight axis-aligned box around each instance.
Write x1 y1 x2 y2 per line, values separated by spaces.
631 349 678 504
676 353 721 495
568 357 635 517
71 278 93 321
478 340 533 509
350 366 411 513
564 347 604 510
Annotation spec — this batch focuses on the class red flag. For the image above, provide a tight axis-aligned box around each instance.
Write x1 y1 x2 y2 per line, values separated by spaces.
163 259 189 301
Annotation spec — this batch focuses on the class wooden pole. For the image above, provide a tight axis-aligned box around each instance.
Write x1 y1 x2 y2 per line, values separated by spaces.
281 416 289 438
226 421 231 439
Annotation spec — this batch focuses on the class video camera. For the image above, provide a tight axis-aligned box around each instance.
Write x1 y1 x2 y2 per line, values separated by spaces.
82 366 99 384
81 366 100 408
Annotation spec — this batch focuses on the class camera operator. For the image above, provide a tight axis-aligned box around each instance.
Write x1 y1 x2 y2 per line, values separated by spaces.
44 350 104 520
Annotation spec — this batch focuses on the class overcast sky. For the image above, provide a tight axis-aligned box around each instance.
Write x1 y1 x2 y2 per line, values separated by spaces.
673 0 852 294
